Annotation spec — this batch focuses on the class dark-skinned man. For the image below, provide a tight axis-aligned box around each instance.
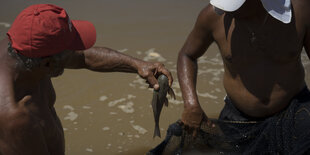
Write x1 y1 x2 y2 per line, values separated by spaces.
178 0 310 153
0 4 173 155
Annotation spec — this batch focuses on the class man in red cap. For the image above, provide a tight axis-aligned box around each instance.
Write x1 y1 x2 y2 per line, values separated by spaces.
0 4 173 155
177 0 310 154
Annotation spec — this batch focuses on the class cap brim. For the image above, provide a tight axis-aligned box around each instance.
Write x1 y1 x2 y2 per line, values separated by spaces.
210 0 246 12
69 20 96 50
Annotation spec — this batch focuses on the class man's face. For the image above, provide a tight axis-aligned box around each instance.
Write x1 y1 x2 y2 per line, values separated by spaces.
43 51 69 77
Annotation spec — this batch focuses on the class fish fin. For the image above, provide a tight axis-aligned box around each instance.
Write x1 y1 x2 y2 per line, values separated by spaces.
168 88 176 100
153 124 161 138
164 98 168 107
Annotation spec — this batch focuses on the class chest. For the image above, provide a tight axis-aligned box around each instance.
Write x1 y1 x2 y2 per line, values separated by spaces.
214 15 304 64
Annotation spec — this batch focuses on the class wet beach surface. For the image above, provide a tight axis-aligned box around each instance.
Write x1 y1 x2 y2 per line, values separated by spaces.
1 0 310 154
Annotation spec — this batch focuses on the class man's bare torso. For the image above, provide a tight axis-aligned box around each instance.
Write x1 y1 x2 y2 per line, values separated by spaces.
209 0 308 117
0 38 65 154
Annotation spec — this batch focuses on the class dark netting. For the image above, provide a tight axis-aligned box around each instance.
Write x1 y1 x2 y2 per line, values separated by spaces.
147 87 310 155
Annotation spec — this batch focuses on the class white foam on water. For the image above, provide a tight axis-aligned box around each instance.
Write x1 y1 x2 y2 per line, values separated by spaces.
102 127 110 131
149 52 160 57
82 106 91 109
136 51 142 55
0 22 11 28
99 96 108 101
129 75 149 89
127 134 133 137
169 99 183 105
198 54 223 65
118 101 135 113
132 124 147 134
64 111 78 121
172 81 180 89
109 112 117 115
143 48 166 62
118 48 128 53
198 68 224 76
197 91 218 99
108 98 126 107
85 148 93 152
127 94 136 99
167 61 174 65
215 88 222 92
171 89 182 97
63 105 74 111
211 77 221 82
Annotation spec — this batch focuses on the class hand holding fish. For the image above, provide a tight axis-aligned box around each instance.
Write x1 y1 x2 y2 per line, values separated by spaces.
136 62 173 90
181 105 213 137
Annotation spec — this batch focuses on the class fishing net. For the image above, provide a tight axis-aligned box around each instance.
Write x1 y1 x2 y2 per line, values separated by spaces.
147 88 310 155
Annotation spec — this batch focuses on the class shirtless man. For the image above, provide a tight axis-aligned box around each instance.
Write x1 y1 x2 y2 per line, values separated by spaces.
178 0 310 153
0 4 173 155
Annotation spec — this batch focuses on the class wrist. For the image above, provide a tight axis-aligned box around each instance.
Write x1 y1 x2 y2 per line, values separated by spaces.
184 99 200 108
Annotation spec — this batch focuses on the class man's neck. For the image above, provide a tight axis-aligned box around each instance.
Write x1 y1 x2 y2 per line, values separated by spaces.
231 0 266 20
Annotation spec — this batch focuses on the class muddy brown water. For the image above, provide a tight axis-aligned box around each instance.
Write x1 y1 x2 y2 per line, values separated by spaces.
1 0 310 154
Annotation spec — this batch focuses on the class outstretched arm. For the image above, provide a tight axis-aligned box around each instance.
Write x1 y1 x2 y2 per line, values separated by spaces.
177 5 218 134
63 47 173 89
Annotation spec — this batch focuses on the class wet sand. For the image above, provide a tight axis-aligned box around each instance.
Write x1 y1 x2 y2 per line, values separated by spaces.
1 0 310 154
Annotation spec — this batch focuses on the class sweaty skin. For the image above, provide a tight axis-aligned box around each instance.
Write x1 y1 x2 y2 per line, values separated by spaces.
178 0 310 133
0 38 173 155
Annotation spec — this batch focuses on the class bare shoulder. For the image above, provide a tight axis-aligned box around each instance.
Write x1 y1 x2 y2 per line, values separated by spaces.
292 0 310 25
194 4 222 32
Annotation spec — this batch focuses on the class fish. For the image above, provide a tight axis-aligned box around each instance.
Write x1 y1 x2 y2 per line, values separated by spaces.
152 74 176 138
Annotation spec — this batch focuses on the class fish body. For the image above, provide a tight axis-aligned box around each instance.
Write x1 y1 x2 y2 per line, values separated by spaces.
152 75 175 138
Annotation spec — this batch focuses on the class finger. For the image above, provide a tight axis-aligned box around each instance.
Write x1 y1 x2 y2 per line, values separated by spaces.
153 67 158 76
147 74 159 90
18 95 32 106
161 69 173 87
155 63 173 87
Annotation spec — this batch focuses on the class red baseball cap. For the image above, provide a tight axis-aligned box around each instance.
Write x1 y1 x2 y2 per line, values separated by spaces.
7 4 96 58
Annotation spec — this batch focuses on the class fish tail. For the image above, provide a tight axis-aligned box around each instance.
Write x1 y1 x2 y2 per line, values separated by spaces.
153 124 161 138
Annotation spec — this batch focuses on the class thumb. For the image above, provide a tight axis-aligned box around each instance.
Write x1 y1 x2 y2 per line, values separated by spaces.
18 95 32 106
147 75 159 90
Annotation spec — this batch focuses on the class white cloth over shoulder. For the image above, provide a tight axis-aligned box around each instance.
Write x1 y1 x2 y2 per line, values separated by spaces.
261 0 292 24
211 0 292 24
